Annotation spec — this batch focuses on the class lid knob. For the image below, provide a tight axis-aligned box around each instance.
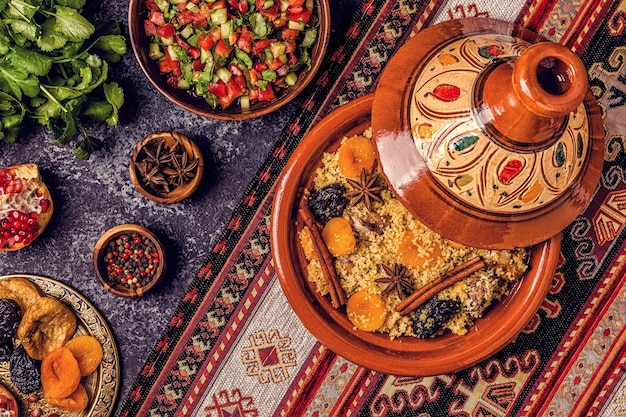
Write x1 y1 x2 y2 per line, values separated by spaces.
477 42 589 150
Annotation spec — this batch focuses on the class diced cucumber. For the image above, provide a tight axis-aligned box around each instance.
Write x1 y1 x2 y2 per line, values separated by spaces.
211 8 228 25
221 21 232 39
180 24 194 39
149 42 165 60
170 0 186 4
240 94 250 110
200 47 212 63
269 41 286 58
178 79 190 89
284 71 297 86
167 44 181 61
155 0 169 12
161 35 174 46
264 0 274 9
216 67 232 82
280 0 289 11
185 2 199 11
288 20 306 31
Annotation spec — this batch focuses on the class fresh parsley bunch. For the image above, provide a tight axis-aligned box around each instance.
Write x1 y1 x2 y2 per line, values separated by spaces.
0 0 127 159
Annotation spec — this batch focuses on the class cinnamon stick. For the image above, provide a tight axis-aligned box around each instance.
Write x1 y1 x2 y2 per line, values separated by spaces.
396 256 486 316
297 204 346 308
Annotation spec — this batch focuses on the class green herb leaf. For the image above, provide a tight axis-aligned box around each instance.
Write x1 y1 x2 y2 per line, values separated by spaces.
37 18 69 51
103 81 123 126
48 6 95 42
74 135 103 159
0 63 40 99
81 100 113 121
234 46 253 69
7 46 53 76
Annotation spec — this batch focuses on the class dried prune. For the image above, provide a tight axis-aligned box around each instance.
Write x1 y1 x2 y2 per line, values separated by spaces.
0 298 21 344
308 184 348 224
412 298 461 338
9 345 41 394
0 343 13 361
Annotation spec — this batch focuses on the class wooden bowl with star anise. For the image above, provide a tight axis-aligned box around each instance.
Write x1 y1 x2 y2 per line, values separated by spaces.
270 94 561 376
129 131 204 204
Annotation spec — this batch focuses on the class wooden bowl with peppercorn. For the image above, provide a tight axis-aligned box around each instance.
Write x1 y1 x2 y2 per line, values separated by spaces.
93 224 167 298
130 131 204 204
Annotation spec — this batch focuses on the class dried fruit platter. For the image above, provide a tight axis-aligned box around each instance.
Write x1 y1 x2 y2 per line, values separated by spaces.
271 94 562 376
0 274 120 417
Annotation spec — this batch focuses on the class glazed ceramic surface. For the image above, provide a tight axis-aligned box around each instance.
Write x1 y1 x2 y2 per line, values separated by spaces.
0 274 120 416
271 94 562 376
128 0 330 120
373 18 604 249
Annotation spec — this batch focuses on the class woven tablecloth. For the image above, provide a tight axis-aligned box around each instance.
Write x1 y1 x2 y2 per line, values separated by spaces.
119 0 626 415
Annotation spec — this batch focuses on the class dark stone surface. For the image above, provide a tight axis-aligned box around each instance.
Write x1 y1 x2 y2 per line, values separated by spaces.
0 0 361 414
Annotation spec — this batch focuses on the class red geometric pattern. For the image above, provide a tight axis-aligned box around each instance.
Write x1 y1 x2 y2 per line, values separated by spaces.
120 1 626 416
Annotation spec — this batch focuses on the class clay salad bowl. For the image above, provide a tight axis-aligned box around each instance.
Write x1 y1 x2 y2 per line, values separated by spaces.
129 0 330 120
270 94 562 376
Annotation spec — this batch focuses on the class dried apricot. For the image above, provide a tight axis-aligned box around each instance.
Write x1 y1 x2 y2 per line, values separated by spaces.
321 217 356 257
398 231 443 269
40 347 81 399
65 335 103 376
346 290 387 331
45 383 89 412
338 135 376 178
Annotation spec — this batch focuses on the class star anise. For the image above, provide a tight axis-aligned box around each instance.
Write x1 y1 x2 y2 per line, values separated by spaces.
163 147 200 187
375 264 414 299
142 137 171 167
343 168 385 211
142 164 170 194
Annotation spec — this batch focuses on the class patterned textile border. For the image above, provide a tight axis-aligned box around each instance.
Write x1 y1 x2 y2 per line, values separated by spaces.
119 0 626 416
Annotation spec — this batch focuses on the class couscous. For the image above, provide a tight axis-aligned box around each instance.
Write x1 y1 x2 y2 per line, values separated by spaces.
298 128 529 339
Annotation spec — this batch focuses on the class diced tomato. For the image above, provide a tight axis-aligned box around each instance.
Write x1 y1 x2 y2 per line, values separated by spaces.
177 10 195 25
145 0 161 11
257 84 275 101
232 74 247 89
288 8 311 23
252 39 272 56
289 0 305 5
156 23 175 38
255 0 279 20
281 29 299 42
209 0 227 9
237 26 253 53
248 88 259 100
208 80 228 97
197 28 221 51
214 39 233 59
227 0 248 13
266 55 284 70
249 68 261 85
192 59 205 71
175 2 188 10
148 10 165 26
159 56 181 75
144 20 158 36
226 78 244 99
253 62 267 72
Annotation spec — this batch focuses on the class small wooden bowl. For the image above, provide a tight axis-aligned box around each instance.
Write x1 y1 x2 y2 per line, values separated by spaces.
129 131 204 204
93 224 167 298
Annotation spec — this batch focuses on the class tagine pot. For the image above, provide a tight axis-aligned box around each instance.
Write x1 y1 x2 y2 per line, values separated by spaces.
372 18 604 249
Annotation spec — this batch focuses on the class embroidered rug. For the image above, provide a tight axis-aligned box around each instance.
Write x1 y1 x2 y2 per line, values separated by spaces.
119 0 626 415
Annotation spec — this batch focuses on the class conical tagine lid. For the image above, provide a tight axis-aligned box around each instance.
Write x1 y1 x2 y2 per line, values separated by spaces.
372 18 604 249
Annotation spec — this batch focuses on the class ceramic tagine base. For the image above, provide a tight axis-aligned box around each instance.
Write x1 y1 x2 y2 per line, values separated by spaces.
373 18 604 249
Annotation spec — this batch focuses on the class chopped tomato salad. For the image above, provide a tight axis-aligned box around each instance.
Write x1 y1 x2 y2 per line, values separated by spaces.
142 0 319 110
